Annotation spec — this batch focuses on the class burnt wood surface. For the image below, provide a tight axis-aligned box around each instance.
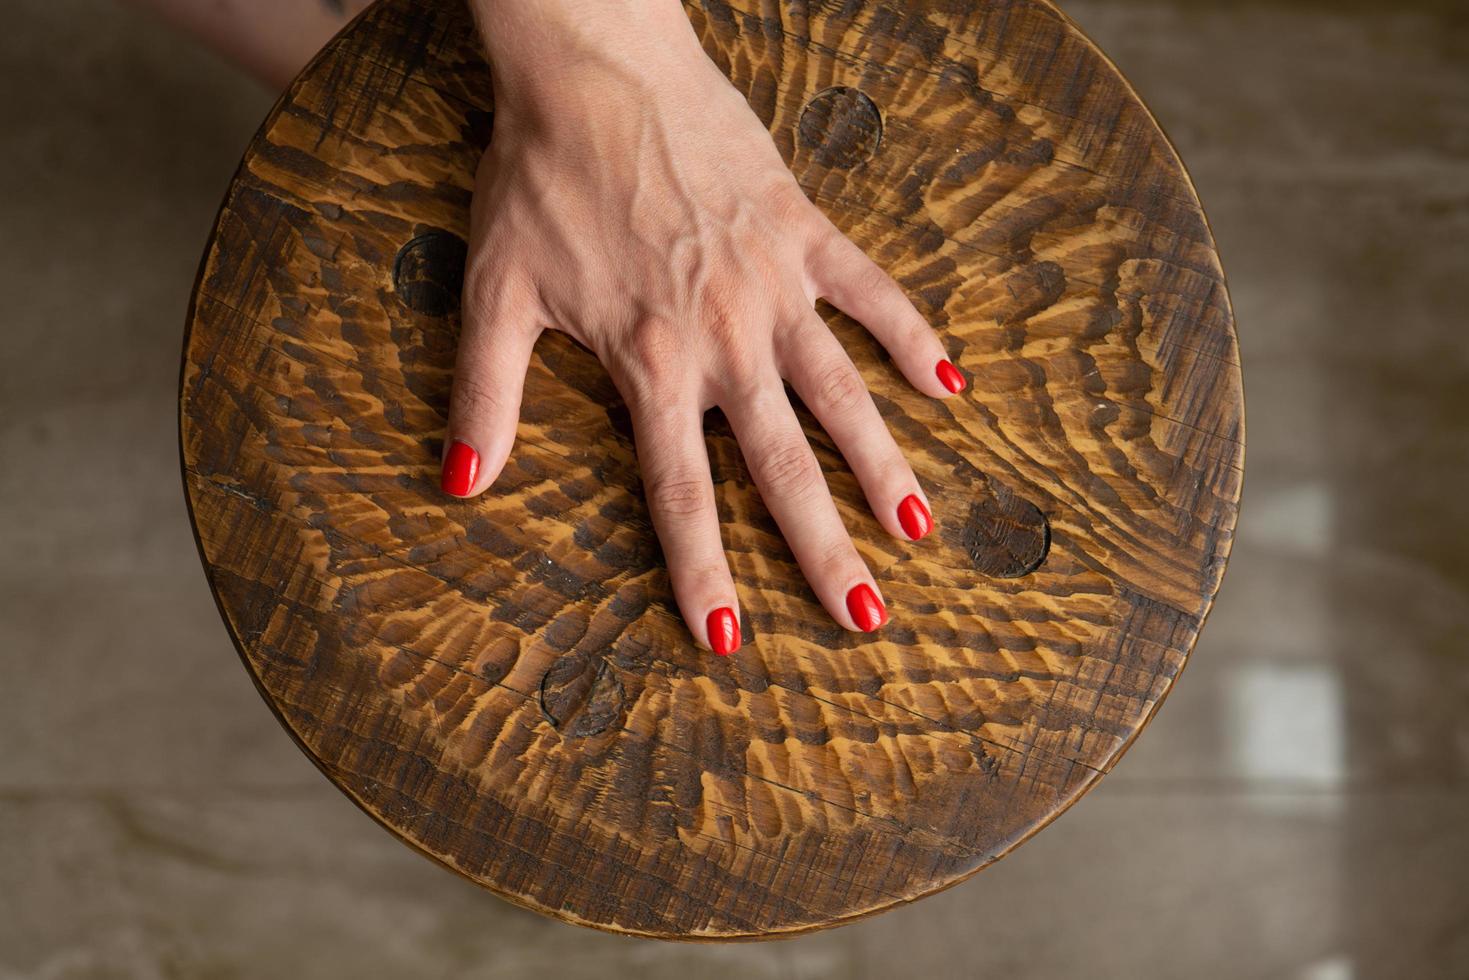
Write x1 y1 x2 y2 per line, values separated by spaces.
179 0 1244 939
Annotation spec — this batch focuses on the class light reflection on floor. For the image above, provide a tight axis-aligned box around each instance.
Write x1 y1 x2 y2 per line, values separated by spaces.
1229 662 1344 788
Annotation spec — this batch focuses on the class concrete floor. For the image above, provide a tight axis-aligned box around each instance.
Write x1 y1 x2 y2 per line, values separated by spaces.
2 0 1466 977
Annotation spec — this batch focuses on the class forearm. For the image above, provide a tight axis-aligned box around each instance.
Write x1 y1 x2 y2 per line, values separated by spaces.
466 0 712 121
121 0 373 89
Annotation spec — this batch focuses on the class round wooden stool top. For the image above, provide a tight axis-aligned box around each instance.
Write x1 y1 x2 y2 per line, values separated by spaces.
180 0 1243 939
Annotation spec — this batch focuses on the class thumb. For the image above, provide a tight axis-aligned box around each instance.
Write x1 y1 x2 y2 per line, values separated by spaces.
440 279 542 498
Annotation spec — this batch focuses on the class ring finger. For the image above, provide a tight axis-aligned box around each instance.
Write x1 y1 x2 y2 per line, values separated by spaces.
720 378 889 633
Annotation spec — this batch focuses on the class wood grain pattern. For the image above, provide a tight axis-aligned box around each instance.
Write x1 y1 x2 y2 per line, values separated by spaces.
179 0 1244 939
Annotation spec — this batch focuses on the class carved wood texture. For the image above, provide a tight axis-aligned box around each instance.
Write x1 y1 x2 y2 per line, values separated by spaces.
179 0 1244 939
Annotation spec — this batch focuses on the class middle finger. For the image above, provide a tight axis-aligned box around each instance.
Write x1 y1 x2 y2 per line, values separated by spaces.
776 311 934 543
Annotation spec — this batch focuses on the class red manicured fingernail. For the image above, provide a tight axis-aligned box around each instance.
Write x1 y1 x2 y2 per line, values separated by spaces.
845 583 888 632
441 439 480 496
936 358 966 393
706 607 740 656
897 494 933 540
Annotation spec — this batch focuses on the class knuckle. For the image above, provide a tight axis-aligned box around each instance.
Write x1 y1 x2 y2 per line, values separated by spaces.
615 318 685 407
811 225 857 269
462 259 526 324
460 252 497 303
699 283 747 349
628 315 681 362
815 536 860 581
451 371 506 420
702 316 770 403
645 472 712 518
767 181 817 227
811 361 869 418
851 259 896 308
751 438 822 499
678 560 732 596
720 353 769 404
616 370 662 415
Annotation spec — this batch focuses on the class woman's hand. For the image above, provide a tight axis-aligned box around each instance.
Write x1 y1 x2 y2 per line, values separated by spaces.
446 1 966 655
